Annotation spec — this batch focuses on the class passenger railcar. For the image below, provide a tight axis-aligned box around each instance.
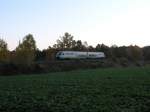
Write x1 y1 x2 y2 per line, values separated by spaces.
56 51 105 59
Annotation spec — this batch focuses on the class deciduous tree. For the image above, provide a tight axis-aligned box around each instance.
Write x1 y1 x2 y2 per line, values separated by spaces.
127 45 143 61
15 34 36 67
0 38 9 63
56 32 75 50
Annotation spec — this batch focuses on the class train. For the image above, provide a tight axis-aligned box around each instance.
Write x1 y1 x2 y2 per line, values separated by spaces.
56 51 105 59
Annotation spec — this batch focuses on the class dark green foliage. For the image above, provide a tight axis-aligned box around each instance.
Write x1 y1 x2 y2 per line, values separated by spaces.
72 40 87 51
0 67 150 112
111 46 128 58
96 44 111 58
143 46 150 61
0 38 7 51
117 57 129 67
35 49 46 61
55 32 75 50
126 45 143 61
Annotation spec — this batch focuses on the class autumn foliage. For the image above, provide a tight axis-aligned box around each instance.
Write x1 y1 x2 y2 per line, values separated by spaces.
0 33 149 75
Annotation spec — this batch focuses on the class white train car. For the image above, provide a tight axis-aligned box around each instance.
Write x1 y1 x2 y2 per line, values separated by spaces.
87 52 105 59
56 51 105 59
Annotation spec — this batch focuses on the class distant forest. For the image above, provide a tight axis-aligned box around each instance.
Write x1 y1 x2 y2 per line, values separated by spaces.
0 32 150 75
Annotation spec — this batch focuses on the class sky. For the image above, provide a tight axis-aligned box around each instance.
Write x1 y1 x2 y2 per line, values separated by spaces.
0 0 150 50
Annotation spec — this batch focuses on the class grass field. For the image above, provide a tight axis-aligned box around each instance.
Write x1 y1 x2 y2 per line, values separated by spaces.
0 67 150 112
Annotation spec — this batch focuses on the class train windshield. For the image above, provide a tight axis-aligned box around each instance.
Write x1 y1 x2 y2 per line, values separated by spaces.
56 52 62 56
58 52 62 55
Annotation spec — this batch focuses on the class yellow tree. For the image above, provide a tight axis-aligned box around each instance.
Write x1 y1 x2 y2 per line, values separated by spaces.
15 34 36 67
0 38 9 63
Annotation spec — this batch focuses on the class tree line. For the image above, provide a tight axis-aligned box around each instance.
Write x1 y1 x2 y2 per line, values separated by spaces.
0 32 150 75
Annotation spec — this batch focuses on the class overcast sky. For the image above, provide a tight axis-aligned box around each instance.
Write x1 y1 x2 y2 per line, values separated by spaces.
0 0 150 50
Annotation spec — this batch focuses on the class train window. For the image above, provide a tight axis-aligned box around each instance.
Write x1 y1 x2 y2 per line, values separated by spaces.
89 54 95 56
57 52 61 55
66 53 73 55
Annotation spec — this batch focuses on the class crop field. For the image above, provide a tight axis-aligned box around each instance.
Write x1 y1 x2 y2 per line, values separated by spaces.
0 67 150 112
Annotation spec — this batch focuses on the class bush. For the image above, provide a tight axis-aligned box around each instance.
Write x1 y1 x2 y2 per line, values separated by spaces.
0 63 18 75
118 57 129 67
0 59 146 75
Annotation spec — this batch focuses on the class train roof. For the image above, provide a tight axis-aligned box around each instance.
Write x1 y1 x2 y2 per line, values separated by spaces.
58 51 104 53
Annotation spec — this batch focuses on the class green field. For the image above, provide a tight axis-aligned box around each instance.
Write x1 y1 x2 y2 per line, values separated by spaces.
0 67 150 112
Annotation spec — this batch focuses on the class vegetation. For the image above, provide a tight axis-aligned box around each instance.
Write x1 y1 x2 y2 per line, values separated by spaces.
0 38 9 63
14 34 36 67
0 67 150 112
0 32 150 75
54 32 75 49
0 33 150 111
